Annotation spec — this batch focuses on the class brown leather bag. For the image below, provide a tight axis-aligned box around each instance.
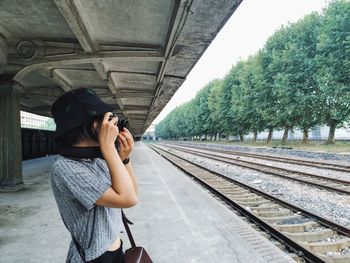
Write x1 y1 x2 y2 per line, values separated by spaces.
122 210 153 263
124 247 153 263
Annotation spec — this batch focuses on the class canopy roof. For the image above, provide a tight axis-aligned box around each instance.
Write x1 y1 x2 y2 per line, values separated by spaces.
0 0 242 137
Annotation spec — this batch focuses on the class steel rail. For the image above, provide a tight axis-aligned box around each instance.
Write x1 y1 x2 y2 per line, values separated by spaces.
163 143 350 195
150 144 350 235
149 144 347 263
169 142 350 171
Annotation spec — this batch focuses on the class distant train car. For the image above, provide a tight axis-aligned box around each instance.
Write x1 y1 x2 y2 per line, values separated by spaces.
22 128 57 160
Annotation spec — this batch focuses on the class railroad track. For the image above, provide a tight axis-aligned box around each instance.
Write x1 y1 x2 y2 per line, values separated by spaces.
169 142 350 173
149 143 350 263
159 143 350 195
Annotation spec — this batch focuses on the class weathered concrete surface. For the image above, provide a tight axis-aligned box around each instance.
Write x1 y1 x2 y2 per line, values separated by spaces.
0 85 23 191
0 155 69 262
0 35 7 71
0 142 294 262
0 0 243 137
0 1 244 191
125 142 295 263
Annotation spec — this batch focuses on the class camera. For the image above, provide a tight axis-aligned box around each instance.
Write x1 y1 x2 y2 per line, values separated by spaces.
108 113 129 131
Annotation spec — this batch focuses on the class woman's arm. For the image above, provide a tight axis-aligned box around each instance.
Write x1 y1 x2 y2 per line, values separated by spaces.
95 113 138 208
98 148 137 208
125 161 138 196
117 128 138 195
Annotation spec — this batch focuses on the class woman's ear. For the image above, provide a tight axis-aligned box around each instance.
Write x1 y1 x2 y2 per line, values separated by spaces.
91 119 101 141
91 115 104 141
93 120 99 130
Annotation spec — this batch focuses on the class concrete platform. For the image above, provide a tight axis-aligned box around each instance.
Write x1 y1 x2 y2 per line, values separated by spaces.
0 142 295 262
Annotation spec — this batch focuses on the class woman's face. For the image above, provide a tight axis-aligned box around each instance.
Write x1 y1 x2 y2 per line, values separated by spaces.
91 119 102 144
83 112 117 145
90 113 111 143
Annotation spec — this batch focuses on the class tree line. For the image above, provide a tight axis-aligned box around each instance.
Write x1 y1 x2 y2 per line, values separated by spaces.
156 0 350 144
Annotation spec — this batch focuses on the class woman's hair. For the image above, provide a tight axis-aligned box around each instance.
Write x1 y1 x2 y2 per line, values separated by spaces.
55 114 104 147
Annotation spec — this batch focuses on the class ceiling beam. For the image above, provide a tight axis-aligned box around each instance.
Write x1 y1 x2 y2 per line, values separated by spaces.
21 105 51 117
109 70 156 78
146 0 185 126
22 94 55 104
0 35 7 71
29 105 55 112
29 105 122 113
127 113 147 117
54 0 124 117
94 62 108 81
123 105 149 111
116 93 154 98
51 69 73 92
127 115 147 120
100 43 161 52
53 0 161 122
156 0 182 83
54 0 97 52
115 90 155 98
108 74 125 112
25 85 119 105
13 50 164 84
8 39 82 63
26 86 63 97
54 0 108 87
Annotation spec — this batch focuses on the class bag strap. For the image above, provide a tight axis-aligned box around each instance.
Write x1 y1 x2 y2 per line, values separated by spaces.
72 236 86 262
58 209 86 262
121 209 136 248
60 208 135 261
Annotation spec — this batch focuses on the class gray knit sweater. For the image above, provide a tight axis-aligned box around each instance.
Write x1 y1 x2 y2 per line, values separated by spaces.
50 156 123 262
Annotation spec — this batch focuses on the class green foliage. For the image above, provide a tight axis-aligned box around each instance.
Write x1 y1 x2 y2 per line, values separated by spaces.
208 79 224 134
266 13 322 133
255 49 278 131
229 61 249 137
317 0 350 125
155 1 350 143
236 56 266 136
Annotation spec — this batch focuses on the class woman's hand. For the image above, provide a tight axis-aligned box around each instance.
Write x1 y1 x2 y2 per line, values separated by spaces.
118 128 134 161
99 112 119 154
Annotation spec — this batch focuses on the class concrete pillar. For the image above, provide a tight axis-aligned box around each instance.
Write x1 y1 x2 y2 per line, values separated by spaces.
0 35 7 74
0 80 23 191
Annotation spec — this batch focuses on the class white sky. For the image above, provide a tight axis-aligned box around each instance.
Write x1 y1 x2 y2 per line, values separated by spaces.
151 0 329 125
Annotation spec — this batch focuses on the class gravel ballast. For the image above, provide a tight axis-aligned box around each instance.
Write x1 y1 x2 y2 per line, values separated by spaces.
170 141 350 163
161 145 350 228
170 144 350 182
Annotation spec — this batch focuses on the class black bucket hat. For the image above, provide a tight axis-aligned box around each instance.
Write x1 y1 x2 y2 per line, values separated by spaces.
51 88 114 139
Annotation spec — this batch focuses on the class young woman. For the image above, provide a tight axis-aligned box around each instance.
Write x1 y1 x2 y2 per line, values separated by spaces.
50 88 138 262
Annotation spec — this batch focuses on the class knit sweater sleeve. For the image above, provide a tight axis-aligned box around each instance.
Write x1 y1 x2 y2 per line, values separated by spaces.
52 159 111 210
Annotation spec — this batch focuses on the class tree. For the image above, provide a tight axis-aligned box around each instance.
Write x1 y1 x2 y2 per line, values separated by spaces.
260 42 281 143
218 67 237 139
274 13 322 143
265 25 299 143
317 0 350 143
239 55 266 142
157 1 350 144
290 13 322 143
195 83 213 139
181 101 196 140
207 79 224 140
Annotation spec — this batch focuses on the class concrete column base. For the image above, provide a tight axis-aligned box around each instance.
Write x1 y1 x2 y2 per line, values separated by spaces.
0 183 24 192
0 84 24 191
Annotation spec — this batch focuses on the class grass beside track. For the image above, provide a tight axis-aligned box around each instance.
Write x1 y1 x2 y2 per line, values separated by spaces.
151 140 350 154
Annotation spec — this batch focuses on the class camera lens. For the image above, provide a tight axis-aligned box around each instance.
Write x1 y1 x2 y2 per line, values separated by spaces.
107 113 129 131
117 119 129 131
